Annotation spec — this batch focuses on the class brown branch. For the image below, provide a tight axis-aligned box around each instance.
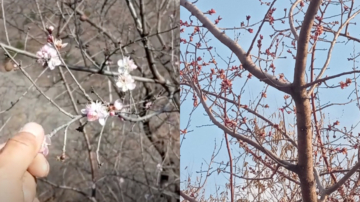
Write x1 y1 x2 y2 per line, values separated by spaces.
64 4 117 44
0 42 175 86
304 70 360 89
247 0 277 56
201 89 298 147
40 179 97 202
307 9 360 95
320 169 360 176
315 99 354 112
349 149 360 196
222 165 281 181
323 27 360 43
344 0 354 35
244 150 300 185
293 0 321 86
309 44 339 189
322 161 360 196
224 133 234 202
180 0 291 94
125 0 167 85
58 66 99 199
184 75 296 171
292 1 322 201
223 89 234 202
0 45 75 118
180 191 199 202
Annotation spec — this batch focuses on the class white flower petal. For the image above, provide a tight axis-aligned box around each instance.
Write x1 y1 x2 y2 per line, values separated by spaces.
99 118 106 126
121 86 128 92
117 57 137 74
116 81 123 88
128 82 136 90
48 63 55 70
118 66 128 74
80 109 87 114
53 58 62 66
117 59 125 67
114 99 123 110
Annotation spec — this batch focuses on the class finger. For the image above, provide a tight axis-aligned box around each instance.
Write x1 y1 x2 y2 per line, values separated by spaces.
28 153 50 178
33 198 40 202
0 142 5 150
0 139 49 178
22 171 37 202
0 135 50 178
0 122 44 179
0 178 23 202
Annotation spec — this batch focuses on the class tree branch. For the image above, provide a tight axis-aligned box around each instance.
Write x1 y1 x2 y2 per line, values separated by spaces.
247 0 277 55
322 160 360 196
304 70 360 89
307 9 360 95
201 89 298 147
184 75 296 171
289 0 301 40
293 0 321 86
0 42 175 87
40 179 97 202
314 168 325 195
180 0 291 94
180 191 199 202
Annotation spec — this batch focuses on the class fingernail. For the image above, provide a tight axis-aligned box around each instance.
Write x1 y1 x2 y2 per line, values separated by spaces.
19 122 43 137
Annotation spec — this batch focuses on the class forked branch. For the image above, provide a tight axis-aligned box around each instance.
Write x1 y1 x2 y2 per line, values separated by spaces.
180 0 291 94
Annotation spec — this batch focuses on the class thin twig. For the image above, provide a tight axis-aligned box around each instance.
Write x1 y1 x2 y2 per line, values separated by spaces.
96 117 107 166
1 0 11 45
0 44 75 118
48 115 83 138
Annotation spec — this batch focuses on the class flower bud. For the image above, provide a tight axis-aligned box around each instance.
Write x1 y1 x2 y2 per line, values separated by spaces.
46 25 54 34
3 57 14 72
80 14 88 21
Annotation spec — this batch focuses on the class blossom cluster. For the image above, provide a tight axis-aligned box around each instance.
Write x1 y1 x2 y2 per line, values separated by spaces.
36 26 68 70
116 57 137 92
79 57 138 125
81 99 126 125
36 26 138 93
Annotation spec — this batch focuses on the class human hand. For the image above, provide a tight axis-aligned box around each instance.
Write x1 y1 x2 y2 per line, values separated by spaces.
0 122 50 202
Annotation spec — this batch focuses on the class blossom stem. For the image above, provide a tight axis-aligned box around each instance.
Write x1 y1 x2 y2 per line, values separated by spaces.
96 116 107 166
48 115 83 138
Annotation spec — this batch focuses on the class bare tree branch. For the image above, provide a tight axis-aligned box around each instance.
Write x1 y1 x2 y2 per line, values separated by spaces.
180 0 291 94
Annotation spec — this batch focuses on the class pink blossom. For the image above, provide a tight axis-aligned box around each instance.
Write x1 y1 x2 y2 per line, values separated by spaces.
116 73 136 92
37 43 57 58
36 43 61 70
114 99 123 110
117 56 138 74
46 25 54 33
81 101 109 125
54 39 68 50
36 38 67 70
109 99 124 116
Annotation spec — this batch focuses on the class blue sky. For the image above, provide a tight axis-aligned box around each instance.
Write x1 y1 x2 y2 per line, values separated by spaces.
180 0 360 200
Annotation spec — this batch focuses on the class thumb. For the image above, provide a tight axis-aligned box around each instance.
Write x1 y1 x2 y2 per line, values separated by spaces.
0 122 45 179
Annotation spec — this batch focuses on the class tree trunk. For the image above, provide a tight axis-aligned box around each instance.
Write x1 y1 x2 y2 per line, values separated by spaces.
293 88 317 202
